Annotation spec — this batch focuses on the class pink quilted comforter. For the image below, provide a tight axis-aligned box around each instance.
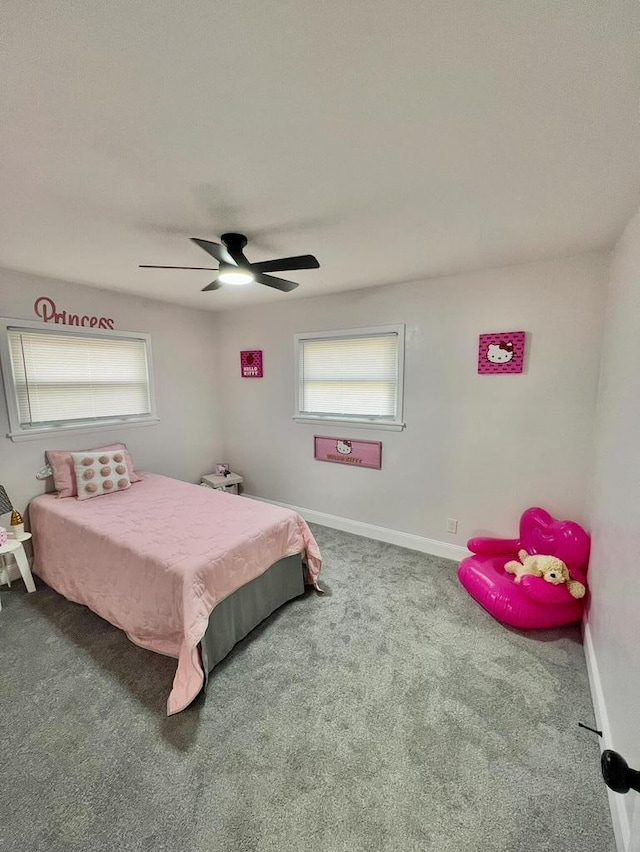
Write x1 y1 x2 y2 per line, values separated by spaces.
29 474 322 714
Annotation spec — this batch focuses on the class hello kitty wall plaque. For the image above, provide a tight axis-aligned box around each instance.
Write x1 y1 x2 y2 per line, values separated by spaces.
477 331 526 374
314 436 382 469
240 350 263 378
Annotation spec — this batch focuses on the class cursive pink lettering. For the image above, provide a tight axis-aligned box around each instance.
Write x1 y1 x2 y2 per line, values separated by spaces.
34 296 115 330
34 296 57 322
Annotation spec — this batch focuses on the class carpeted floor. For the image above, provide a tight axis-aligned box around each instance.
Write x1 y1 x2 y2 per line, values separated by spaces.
1 525 614 852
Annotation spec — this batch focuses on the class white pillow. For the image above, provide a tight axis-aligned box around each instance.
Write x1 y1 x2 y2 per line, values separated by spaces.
71 450 132 501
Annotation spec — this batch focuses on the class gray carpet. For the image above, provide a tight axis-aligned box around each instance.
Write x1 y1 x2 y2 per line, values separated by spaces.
1 525 614 852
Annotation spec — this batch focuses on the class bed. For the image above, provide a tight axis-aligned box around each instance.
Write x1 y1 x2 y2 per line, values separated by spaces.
29 473 322 714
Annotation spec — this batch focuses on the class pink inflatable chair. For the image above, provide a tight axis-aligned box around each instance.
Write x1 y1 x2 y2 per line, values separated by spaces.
457 507 590 629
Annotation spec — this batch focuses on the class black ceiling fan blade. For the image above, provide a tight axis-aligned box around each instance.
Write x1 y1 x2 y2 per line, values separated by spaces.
254 272 299 292
224 245 251 267
191 238 235 266
201 279 223 292
250 254 320 274
139 265 218 270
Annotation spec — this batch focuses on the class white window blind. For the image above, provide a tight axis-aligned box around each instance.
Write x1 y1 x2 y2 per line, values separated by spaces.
296 326 404 426
7 328 152 430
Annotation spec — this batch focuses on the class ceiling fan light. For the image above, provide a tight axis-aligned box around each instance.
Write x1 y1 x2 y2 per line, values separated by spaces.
218 268 254 286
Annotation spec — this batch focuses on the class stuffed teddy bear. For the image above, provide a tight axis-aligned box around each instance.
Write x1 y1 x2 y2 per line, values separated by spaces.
504 549 586 599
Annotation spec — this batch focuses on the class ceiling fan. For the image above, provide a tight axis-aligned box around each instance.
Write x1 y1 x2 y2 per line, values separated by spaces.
139 233 320 292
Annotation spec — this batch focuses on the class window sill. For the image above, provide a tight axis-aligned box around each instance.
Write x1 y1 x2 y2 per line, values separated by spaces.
8 417 160 443
293 416 405 432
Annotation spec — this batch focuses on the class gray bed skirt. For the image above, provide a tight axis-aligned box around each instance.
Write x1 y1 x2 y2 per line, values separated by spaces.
199 552 305 680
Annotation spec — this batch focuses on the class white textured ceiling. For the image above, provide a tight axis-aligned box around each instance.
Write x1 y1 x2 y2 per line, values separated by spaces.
1 1 639 311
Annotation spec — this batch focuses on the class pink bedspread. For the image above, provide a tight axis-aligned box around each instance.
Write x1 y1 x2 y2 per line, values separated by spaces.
29 474 322 715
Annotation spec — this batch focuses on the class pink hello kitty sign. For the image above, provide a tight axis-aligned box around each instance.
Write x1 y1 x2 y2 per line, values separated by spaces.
314 436 382 469
478 331 526 374
240 350 263 378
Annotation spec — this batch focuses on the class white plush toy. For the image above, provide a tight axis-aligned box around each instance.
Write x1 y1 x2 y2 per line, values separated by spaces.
504 549 586 599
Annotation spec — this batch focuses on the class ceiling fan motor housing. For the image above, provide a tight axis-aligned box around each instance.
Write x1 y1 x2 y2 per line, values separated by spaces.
221 233 248 255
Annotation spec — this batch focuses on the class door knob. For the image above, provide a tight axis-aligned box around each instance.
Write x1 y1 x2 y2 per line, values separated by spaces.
601 750 640 794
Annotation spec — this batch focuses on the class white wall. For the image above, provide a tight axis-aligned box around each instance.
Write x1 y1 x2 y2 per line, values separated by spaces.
587 208 640 848
0 268 224 513
217 251 608 546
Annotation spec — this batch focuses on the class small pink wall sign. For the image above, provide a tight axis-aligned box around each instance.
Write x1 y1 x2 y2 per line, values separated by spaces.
478 331 526 374
314 436 382 469
240 350 263 378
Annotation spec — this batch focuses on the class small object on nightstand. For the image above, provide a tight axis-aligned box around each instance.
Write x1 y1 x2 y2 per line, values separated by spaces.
10 508 24 536
0 485 24 535
201 472 244 495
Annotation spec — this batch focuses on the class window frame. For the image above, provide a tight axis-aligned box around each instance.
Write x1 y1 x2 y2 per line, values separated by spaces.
0 318 159 442
293 324 406 432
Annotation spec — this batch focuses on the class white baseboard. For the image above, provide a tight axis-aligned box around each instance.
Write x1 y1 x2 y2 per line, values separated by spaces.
583 621 630 852
244 494 470 562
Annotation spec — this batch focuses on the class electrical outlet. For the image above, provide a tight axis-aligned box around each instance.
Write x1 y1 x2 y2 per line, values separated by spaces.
446 518 458 534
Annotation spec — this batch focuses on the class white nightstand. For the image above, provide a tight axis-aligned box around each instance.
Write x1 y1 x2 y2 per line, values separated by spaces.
201 472 244 495
0 532 36 610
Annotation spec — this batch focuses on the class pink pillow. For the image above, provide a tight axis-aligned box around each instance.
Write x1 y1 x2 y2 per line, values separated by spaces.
47 443 141 498
71 450 132 501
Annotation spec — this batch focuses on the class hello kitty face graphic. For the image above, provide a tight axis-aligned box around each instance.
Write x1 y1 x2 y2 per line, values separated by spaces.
336 440 352 455
486 341 514 364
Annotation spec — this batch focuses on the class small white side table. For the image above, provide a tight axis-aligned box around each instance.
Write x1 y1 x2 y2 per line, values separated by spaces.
0 532 36 596
201 472 244 495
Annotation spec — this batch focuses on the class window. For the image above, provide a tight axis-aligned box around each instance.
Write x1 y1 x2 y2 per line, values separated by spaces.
0 320 157 441
294 325 405 430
